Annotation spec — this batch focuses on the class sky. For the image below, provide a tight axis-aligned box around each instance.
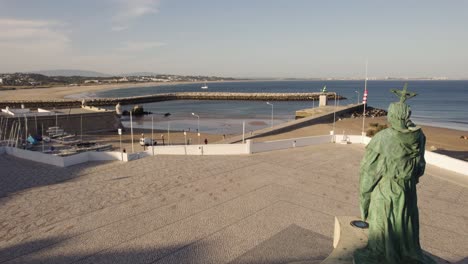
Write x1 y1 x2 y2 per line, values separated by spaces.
0 0 467 78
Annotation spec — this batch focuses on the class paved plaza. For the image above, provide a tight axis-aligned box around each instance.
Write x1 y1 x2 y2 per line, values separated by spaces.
0 144 467 263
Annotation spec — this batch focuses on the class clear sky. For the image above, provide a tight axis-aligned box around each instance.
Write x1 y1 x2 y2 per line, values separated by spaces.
0 0 467 78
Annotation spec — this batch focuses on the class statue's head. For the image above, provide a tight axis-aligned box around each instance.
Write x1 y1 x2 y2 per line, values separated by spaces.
388 83 419 131
387 102 411 130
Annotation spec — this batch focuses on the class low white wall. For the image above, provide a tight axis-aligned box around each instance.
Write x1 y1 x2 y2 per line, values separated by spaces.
89 151 125 161
5 147 64 167
2 135 467 177
252 135 332 153
1 147 126 167
146 143 250 156
425 151 468 176
63 152 89 167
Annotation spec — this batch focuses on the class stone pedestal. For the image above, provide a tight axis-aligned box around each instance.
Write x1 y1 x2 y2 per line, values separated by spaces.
319 94 328 107
321 216 368 264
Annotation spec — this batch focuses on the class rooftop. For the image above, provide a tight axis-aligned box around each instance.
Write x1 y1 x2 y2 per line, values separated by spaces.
0 144 466 263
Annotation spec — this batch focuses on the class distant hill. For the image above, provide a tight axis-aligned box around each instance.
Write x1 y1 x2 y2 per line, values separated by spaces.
30 69 112 77
120 72 160 77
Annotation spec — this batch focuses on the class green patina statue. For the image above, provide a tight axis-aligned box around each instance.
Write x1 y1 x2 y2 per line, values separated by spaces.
354 84 436 264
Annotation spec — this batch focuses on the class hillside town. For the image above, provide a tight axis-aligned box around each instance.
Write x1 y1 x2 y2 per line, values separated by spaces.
0 73 237 87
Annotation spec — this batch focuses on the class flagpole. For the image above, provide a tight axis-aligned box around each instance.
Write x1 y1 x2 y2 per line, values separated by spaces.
130 111 134 153
361 60 368 136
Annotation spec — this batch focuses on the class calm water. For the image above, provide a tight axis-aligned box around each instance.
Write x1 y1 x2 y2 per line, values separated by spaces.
96 80 468 133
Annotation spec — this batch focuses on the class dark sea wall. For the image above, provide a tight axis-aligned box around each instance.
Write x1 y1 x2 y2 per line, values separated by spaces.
0 92 346 109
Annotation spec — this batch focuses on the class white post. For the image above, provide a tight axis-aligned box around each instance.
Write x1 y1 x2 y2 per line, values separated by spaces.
55 113 58 135
151 116 154 156
15 122 21 148
118 128 123 161
361 60 368 135
242 121 245 143
24 115 28 142
42 123 44 152
167 120 170 145
34 114 37 136
266 102 273 128
184 131 187 155
355 91 360 104
192 113 200 144
130 111 134 153
332 92 337 143
80 114 83 141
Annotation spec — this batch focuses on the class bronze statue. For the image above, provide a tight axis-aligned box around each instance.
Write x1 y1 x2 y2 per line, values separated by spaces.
354 84 435 264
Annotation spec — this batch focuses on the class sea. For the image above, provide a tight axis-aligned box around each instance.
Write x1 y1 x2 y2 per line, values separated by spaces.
94 80 468 134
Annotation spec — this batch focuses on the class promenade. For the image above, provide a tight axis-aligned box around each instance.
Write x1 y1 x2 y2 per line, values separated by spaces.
0 144 467 263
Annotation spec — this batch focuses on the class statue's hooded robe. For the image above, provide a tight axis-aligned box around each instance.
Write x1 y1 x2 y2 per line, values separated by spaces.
354 102 435 264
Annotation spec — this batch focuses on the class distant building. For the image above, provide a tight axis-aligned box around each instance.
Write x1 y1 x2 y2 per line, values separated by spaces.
84 80 100 84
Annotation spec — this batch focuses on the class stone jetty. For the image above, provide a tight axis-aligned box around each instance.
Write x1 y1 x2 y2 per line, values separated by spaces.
0 92 346 108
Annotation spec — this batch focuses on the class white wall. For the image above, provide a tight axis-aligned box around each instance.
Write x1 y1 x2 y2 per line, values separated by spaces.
62 152 89 167
2 135 467 177
5 147 64 167
424 151 468 176
146 143 250 156
1 147 127 167
251 135 332 153
89 151 125 161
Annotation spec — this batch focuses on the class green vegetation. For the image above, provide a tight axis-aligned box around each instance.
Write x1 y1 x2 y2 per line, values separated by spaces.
366 123 388 137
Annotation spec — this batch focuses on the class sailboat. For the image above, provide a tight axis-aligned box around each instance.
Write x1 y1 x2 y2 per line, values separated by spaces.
201 82 208 89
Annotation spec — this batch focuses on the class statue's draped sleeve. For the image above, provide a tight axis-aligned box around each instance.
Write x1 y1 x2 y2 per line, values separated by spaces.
359 133 385 221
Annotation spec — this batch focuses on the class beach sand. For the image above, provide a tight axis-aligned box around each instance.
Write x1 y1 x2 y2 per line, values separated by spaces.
0 80 248 101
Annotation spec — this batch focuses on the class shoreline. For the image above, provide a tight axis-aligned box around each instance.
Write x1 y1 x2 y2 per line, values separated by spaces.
0 80 258 101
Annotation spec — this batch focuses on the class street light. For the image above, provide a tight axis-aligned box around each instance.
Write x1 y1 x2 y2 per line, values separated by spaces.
330 92 338 142
192 112 200 144
355 91 360 104
266 102 274 128
164 113 171 145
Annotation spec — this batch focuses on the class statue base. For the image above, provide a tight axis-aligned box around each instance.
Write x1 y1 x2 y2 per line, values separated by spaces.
320 216 368 264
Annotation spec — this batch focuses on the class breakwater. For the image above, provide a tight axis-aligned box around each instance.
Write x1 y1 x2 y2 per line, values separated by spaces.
0 92 346 109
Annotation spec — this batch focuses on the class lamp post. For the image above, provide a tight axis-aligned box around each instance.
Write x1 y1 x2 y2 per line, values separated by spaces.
266 102 274 128
192 112 200 144
330 92 338 142
151 116 154 156
355 91 360 104
164 113 171 145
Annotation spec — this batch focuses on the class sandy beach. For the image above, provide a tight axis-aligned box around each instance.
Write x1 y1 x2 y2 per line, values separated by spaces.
0 80 251 101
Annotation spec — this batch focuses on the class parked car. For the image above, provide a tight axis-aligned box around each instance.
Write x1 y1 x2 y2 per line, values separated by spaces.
140 137 156 146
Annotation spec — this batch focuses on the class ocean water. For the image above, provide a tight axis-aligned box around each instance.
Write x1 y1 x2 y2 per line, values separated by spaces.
96 80 468 133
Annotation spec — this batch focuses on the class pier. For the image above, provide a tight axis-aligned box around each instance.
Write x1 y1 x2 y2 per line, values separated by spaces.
0 92 346 109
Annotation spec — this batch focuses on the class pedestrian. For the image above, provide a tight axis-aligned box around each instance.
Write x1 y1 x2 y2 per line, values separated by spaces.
204 138 208 144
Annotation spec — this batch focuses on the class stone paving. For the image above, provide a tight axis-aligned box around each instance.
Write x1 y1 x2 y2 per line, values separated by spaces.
0 144 467 264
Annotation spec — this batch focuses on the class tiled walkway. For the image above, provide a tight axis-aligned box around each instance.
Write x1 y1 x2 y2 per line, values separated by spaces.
0 144 466 263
